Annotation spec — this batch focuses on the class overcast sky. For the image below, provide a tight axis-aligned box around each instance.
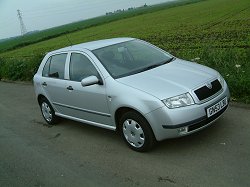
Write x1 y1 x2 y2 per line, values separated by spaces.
0 0 173 39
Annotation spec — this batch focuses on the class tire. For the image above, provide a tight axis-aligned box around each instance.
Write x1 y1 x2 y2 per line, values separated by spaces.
39 97 59 125
119 111 155 152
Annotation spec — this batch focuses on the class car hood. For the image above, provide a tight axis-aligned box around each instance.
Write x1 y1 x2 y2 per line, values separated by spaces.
117 59 218 100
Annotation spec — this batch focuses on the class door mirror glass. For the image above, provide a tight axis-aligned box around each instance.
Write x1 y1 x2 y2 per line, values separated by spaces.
81 76 100 87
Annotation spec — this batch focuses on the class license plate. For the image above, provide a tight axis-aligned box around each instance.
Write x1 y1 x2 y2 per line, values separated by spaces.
206 97 228 118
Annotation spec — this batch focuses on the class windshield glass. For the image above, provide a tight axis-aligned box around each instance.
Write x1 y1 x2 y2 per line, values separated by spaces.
92 40 173 79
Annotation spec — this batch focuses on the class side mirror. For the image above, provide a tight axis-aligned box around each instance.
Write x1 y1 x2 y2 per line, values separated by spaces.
81 76 101 87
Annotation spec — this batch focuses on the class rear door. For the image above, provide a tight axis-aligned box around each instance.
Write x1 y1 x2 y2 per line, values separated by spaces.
40 53 69 113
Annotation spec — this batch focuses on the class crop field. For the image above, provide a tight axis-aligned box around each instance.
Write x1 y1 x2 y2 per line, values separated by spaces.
0 0 201 53
0 0 249 103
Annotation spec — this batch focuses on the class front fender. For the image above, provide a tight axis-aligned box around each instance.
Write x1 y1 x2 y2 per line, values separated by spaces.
105 77 164 126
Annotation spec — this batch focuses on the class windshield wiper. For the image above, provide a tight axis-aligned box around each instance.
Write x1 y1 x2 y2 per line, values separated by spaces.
138 57 175 73
136 64 161 74
136 57 175 73
164 57 175 64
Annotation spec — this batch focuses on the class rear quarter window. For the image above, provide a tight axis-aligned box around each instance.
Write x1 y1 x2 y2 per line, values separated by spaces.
42 57 51 77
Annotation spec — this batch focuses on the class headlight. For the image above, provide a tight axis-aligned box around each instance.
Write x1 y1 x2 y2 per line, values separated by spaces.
218 74 225 88
162 93 195 109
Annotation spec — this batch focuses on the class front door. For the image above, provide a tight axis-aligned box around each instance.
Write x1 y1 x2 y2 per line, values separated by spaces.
61 52 112 127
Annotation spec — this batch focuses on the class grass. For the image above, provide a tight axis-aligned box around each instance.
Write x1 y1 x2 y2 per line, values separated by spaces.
0 0 249 103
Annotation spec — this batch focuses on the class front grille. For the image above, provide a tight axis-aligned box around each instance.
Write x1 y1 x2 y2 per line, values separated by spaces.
194 79 222 101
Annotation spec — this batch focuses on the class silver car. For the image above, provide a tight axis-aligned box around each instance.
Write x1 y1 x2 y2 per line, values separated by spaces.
33 38 230 152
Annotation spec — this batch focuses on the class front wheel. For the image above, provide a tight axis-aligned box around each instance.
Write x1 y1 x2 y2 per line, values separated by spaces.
119 111 155 152
39 98 58 125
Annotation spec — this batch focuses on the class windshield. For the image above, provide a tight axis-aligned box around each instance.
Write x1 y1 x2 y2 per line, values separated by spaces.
92 40 173 79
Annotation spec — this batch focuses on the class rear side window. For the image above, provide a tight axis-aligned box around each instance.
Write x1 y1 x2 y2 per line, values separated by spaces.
42 53 67 79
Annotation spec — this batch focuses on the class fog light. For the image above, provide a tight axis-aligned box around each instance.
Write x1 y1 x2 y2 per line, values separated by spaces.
178 127 187 134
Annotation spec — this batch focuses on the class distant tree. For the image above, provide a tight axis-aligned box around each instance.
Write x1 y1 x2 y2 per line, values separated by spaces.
106 12 113 16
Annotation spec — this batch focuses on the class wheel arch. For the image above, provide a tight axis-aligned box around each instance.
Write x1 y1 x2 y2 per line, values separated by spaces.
115 107 133 129
37 94 47 104
114 107 154 135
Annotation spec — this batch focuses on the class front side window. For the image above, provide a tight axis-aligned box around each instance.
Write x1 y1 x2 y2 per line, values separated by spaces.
92 40 173 78
69 53 99 82
48 53 67 79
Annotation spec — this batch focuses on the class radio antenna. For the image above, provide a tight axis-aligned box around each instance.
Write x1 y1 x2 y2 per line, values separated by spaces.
65 34 73 46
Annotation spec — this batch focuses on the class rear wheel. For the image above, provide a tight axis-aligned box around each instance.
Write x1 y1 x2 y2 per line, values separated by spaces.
119 111 155 152
39 98 58 125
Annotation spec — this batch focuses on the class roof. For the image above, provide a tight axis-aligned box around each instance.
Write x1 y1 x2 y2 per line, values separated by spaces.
52 37 135 53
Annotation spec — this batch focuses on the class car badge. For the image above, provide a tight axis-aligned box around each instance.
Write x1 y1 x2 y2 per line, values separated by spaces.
206 82 213 89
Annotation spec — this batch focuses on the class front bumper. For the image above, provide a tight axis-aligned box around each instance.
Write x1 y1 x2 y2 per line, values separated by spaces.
145 83 230 141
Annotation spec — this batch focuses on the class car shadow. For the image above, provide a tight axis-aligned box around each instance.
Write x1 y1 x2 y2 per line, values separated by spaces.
43 116 227 154
58 118 121 141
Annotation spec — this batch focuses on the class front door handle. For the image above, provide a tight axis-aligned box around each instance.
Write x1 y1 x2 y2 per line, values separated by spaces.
42 82 47 86
67 86 74 91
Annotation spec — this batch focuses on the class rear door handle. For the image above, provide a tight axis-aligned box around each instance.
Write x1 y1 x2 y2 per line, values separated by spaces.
42 82 47 86
67 86 74 91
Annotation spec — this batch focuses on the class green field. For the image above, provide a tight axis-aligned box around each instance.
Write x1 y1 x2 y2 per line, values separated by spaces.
0 0 249 103
0 0 201 53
